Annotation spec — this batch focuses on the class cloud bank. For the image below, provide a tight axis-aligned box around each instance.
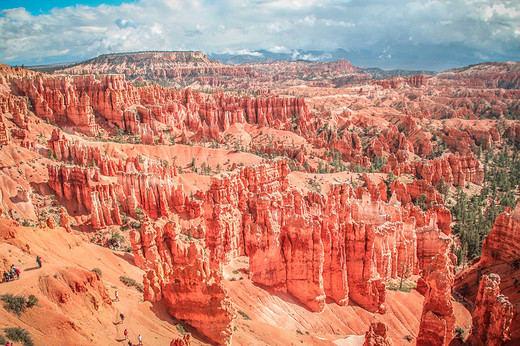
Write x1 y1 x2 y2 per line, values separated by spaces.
1 0 519 70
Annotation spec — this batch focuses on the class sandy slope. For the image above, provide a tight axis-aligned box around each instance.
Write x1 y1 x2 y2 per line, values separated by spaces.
0 220 192 346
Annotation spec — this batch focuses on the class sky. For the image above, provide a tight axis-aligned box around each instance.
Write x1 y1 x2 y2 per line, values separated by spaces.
1 0 519 71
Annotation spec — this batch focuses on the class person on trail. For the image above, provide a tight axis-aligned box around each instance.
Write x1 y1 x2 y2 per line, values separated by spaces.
120 312 125 323
124 329 129 340
36 255 42 268
3 271 9 282
14 266 20 279
115 290 119 301
138 334 142 345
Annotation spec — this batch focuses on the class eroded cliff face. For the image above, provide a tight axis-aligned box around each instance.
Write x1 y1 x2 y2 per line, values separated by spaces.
454 204 520 341
203 160 451 314
468 274 514 346
363 322 394 346
130 219 235 345
14 74 312 140
416 248 455 346
46 153 452 323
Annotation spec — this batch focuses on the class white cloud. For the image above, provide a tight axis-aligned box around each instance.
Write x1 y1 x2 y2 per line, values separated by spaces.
268 45 291 53
0 0 518 70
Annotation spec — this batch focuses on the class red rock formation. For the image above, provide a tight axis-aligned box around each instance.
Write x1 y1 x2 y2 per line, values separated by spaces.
416 249 455 346
60 207 73 233
0 113 10 145
385 153 484 187
454 204 520 341
0 94 29 129
363 322 394 346
204 161 449 314
468 274 514 346
480 204 520 267
170 334 191 346
130 219 235 345
38 267 112 311
47 164 123 229
16 74 313 140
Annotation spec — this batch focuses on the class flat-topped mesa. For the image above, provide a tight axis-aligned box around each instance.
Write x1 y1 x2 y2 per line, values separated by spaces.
416 249 456 346
60 51 255 80
468 274 514 346
130 220 235 345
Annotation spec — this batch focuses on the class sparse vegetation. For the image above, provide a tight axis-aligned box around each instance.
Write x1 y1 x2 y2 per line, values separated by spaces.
119 276 144 292
385 280 416 293
91 268 102 277
237 310 251 320
0 294 37 316
176 323 188 334
4 327 33 346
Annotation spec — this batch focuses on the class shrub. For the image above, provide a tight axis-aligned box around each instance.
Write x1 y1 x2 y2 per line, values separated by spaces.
1 294 27 316
26 295 38 308
134 208 145 220
176 323 187 334
4 327 33 346
0 334 6 344
237 310 251 320
91 268 102 277
119 276 144 293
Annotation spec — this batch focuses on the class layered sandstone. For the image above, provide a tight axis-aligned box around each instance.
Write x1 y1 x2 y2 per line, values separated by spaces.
468 274 513 346
204 160 448 314
130 219 235 345
16 74 312 140
416 249 455 346
363 322 394 346
385 153 484 187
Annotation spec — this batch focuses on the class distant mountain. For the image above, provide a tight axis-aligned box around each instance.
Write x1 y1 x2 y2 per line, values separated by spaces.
210 49 436 78
358 67 436 79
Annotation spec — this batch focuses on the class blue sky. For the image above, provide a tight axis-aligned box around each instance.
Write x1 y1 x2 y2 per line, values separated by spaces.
2 1 134 15
1 0 519 71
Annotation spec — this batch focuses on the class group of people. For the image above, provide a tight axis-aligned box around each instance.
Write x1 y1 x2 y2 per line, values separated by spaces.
1 255 42 283
116 291 143 345
2 265 20 282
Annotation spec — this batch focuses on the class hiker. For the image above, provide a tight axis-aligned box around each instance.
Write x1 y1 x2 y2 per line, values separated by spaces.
124 329 129 340
14 266 20 278
120 312 125 323
138 334 142 345
115 290 119 301
3 271 9 282
36 255 42 268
